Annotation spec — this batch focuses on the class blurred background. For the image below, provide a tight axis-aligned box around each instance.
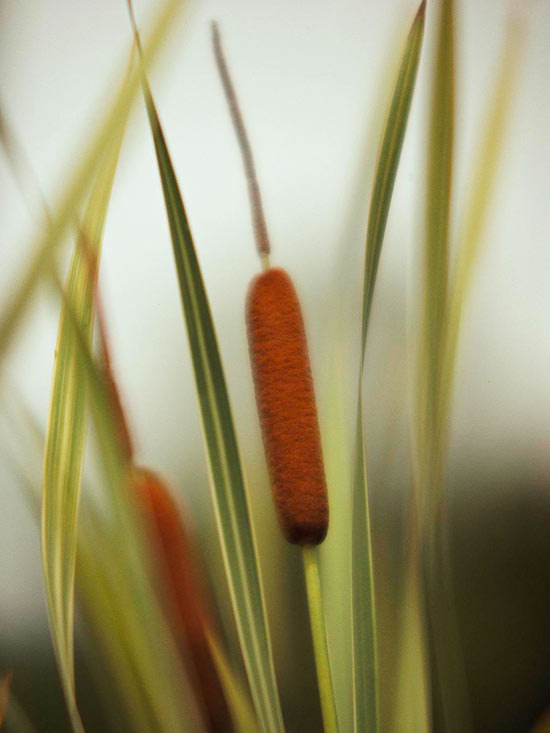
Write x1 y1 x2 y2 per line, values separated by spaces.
1 0 549 730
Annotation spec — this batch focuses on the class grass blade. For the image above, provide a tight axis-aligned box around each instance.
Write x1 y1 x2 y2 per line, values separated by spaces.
419 6 525 731
0 0 189 362
41 119 127 732
351 6 426 732
205 629 260 733
440 7 526 425
53 269 205 732
417 0 472 730
132 36 285 733
4 380 203 732
360 0 426 353
418 0 455 515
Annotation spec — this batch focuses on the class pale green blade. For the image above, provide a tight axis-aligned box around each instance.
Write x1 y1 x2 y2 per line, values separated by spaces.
418 7 526 732
417 0 455 511
137 69 285 733
53 270 205 732
351 5 426 732
41 117 127 733
360 1 426 353
0 0 189 361
417 1 474 731
440 9 526 424
4 382 203 732
206 628 260 733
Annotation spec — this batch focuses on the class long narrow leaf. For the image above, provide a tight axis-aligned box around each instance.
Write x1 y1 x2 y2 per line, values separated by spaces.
4 380 203 732
418 0 455 513
137 59 285 733
205 628 260 733
440 8 525 426
351 5 426 732
53 268 205 732
419 7 525 732
417 1 475 731
0 0 189 361
41 117 127 732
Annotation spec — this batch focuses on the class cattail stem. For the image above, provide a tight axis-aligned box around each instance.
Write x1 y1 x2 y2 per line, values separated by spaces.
302 546 340 733
212 21 271 262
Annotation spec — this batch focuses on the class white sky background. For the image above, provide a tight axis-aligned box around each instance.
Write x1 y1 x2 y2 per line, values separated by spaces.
0 0 549 628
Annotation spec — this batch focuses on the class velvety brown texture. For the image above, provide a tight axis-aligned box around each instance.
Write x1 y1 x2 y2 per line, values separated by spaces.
246 267 329 545
133 468 230 733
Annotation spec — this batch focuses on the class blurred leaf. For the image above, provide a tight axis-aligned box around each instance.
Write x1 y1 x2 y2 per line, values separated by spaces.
417 2 474 731
418 0 455 512
359 0 426 352
393 540 431 733
136 48 285 733
418 8 525 732
440 8 526 425
0 0 190 361
0 105 50 221
53 269 205 732
351 5 426 732
3 382 202 732
41 113 127 733
206 628 260 733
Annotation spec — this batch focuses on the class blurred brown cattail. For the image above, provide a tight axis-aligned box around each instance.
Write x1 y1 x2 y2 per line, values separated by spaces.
133 468 231 733
213 25 329 545
96 299 230 731
246 268 328 544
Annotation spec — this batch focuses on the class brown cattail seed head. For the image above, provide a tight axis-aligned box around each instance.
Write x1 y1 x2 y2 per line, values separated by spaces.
246 267 329 545
133 468 230 733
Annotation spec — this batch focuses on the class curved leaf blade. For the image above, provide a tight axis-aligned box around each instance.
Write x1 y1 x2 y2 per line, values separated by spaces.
139 79 285 733
53 269 205 733
352 5 426 732
41 120 127 732
0 0 189 361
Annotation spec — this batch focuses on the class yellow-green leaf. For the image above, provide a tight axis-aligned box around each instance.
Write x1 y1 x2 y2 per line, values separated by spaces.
41 117 127 733
53 268 205 732
134 44 285 733
0 0 190 362
352 5 426 732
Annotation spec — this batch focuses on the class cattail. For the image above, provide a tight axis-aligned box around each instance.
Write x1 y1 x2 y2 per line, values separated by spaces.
213 24 329 545
133 468 231 733
96 304 230 731
246 269 328 544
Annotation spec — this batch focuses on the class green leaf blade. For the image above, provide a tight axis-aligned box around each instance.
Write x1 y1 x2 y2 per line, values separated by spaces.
361 0 426 352
41 121 127 733
0 0 190 362
53 270 205 733
352 5 426 732
141 85 285 733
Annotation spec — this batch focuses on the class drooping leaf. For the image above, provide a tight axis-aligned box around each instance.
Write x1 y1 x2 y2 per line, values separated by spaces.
41 114 127 733
3 379 203 732
0 0 190 361
52 269 205 732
